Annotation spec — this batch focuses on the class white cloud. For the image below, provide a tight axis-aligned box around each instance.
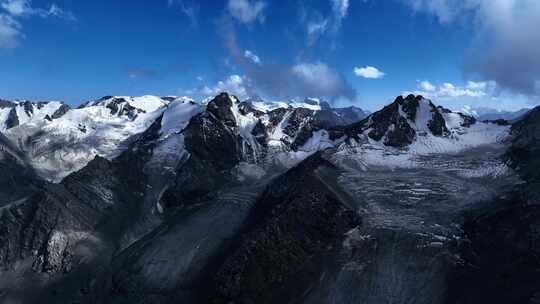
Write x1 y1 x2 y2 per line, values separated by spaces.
405 79 537 111
331 0 350 19
196 74 249 99
1 0 75 20
227 0 266 24
0 0 75 48
45 4 76 21
1 0 29 16
244 49 261 64
291 62 355 99
418 80 436 91
307 19 328 36
303 0 352 45
0 13 20 49
292 63 339 88
402 0 540 96
409 80 498 99
354 66 385 79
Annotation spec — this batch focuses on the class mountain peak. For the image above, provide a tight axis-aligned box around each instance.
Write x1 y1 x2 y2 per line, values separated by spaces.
347 95 480 147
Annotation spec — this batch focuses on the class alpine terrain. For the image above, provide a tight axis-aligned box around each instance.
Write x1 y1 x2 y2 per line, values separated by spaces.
0 92 537 303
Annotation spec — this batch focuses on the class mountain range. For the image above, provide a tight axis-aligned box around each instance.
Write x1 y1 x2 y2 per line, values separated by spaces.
0 93 538 304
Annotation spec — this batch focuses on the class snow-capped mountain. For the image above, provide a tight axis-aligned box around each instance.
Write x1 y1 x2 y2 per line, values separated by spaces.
0 94 367 182
0 99 68 131
0 91 537 304
461 106 531 122
3 95 172 181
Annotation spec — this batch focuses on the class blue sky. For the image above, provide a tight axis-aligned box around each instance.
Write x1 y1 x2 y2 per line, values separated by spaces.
0 0 539 111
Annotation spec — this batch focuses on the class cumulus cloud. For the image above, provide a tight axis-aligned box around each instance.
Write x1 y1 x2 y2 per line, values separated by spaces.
0 13 20 49
291 62 355 99
418 80 436 91
354 66 385 79
218 13 356 101
187 74 249 100
408 79 498 100
227 0 266 24
402 0 540 96
244 49 261 64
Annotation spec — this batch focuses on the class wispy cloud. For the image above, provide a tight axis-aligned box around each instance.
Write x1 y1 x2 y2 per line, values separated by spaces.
0 0 75 49
0 13 20 49
303 0 351 46
227 0 266 24
401 0 540 97
168 0 199 28
217 1 356 101
354 66 385 79
1 0 75 20
127 68 161 80
244 49 261 64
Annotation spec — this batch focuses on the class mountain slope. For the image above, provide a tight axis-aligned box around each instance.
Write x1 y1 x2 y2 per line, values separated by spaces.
0 92 532 304
4 96 172 181
0 99 68 131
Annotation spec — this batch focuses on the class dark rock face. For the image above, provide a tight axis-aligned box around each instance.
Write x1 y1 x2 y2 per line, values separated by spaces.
51 104 71 119
251 119 268 146
0 185 100 272
212 153 361 303
0 134 41 202
448 193 540 304
448 107 540 304
348 99 416 147
238 101 265 117
161 94 244 209
5 107 19 129
505 106 540 182
207 92 237 128
458 113 477 128
344 95 465 147
282 108 317 148
400 94 421 120
161 96 176 102
316 102 367 129
105 97 144 120
0 99 14 108
267 108 289 128
428 107 449 136
484 118 510 126
22 101 35 116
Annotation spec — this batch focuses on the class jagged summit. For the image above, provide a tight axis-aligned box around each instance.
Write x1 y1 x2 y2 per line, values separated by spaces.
346 94 485 148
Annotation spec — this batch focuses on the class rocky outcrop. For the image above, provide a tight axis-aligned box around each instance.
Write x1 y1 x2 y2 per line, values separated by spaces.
344 94 483 147
347 98 416 147
448 192 540 304
505 106 540 183
0 134 41 202
161 93 245 209
51 103 71 119
212 153 361 303
0 184 100 272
